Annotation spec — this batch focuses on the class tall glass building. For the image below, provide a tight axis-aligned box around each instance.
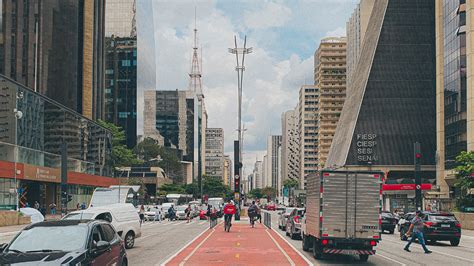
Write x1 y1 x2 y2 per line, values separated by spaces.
0 75 115 210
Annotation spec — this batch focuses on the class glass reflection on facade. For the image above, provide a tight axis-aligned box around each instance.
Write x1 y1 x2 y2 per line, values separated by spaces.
105 0 135 37
0 75 112 176
443 0 467 168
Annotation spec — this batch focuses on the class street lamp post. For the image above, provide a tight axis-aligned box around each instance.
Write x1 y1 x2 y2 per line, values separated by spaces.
13 91 24 211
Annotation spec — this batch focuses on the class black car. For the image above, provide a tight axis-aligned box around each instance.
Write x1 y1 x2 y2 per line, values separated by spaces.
0 220 128 265
381 212 398 234
399 212 461 246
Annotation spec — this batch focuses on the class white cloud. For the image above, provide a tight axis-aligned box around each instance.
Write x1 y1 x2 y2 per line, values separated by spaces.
324 26 346 37
244 2 292 29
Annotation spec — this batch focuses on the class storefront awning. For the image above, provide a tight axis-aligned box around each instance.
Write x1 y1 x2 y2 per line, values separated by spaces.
382 183 432 191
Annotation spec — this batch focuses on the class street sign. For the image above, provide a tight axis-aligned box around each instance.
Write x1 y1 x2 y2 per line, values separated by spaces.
234 192 240 201
234 175 240 180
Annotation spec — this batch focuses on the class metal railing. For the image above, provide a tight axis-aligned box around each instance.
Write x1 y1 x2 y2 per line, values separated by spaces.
209 216 218 229
264 212 272 228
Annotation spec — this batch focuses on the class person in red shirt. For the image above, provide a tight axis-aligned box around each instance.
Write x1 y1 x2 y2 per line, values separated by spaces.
223 200 236 230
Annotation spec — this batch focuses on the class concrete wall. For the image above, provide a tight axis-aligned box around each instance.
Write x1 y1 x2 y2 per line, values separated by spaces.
0 211 31 227
453 212 474 230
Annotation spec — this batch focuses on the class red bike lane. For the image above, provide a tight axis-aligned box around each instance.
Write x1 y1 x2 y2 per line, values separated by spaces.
164 221 311 266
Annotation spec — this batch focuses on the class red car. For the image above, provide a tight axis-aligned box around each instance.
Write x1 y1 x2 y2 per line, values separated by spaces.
266 203 276 211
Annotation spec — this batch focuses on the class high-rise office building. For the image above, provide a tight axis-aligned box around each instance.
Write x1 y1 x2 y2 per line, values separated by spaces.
253 160 263 189
262 155 268 188
223 155 232 186
435 0 474 199
298 85 319 189
267 135 282 195
346 0 375 90
0 0 106 120
314 37 347 167
104 37 137 148
205 128 224 179
281 110 300 184
327 0 436 212
105 0 136 37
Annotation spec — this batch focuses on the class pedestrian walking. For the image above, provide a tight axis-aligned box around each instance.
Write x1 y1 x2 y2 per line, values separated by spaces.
139 205 145 225
155 206 162 222
49 202 57 215
185 204 192 223
404 210 432 254
34 201 40 210
81 202 86 210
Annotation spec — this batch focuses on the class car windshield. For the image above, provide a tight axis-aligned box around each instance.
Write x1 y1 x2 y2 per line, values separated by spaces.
429 215 457 222
8 225 88 253
177 206 187 211
297 210 305 216
63 213 95 220
382 213 393 218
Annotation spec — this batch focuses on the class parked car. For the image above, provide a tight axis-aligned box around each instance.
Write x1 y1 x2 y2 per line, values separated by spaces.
144 206 163 221
285 208 305 240
381 211 398 234
266 203 276 211
278 207 296 231
176 205 189 220
399 212 462 246
63 203 141 249
0 220 128 265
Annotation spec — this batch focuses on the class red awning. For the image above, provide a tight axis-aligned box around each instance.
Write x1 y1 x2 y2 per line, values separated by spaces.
382 184 432 191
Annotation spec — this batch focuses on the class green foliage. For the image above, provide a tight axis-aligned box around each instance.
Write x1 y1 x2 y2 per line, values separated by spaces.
261 186 276 199
283 179 299 189
454 151 474 210
134 138 183 183
184 183 199 198
248 188 263 199
97 120 142 170
203 175 232 198
159 183 185 195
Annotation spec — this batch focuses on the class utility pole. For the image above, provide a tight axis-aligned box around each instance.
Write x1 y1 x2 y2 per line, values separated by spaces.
414 142 422 211
229 36 252 220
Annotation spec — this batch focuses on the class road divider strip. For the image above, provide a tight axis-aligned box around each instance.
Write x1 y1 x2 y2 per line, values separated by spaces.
269 225 314 266
376 252 407 266
265 229 296 266
178 227 217 266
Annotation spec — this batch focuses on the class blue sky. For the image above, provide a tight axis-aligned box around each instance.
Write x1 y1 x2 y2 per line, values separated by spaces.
137 0 358 174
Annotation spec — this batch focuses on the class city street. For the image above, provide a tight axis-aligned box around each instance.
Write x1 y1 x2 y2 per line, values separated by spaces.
268 211 474 266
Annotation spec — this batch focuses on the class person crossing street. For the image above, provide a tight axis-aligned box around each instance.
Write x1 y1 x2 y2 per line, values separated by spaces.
404 210 432 254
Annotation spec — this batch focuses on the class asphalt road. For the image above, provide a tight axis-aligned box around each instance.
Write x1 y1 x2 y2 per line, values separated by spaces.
268 210 474 266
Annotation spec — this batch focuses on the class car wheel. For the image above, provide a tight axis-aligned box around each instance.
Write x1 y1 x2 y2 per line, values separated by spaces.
312 239 322 259
121 257 128 266
290 228 296 240
359 254 369 262
450 239 460 246
124 232 135 249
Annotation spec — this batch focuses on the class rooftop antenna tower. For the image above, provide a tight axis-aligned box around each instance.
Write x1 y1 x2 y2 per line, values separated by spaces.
188 7 203 99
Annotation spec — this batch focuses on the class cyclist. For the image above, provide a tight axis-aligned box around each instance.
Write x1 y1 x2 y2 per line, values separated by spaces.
248 201 259 227
223 200 236 231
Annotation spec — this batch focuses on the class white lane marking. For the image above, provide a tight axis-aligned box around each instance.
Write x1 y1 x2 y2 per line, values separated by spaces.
0 231 19 237
270 227 314 266
383 238 474 263
178 228 217 266
160 221 222 266
430 249 474 263
172 221 188 226
376 252 407 266
265 229 296 266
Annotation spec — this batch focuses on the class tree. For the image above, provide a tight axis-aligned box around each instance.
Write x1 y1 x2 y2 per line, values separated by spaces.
134 138 183 183
454 151 474 210
185 183 199 198
261 187 276 200
96 120 142 171
283 179 299 189
202 175 231 198
159 183 185 196
248 188 263 199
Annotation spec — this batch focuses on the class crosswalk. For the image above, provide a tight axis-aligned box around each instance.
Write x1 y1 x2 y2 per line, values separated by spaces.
141 219 209 227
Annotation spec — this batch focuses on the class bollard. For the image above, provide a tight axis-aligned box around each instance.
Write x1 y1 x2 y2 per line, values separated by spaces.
264 212 271 229
209 216 218 229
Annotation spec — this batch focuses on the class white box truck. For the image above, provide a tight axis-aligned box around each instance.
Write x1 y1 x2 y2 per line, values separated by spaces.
301 170 382 262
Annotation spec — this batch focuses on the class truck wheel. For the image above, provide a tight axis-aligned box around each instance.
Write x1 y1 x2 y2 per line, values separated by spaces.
450 239 460 246
389 229 394 234
359 254 369 262
312 239 322 259
302 235 311 251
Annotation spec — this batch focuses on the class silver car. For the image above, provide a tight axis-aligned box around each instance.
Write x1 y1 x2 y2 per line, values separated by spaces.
278 207 296 231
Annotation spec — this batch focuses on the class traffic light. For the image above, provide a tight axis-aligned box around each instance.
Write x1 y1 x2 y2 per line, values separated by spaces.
67 194 73 203
234 175 240 193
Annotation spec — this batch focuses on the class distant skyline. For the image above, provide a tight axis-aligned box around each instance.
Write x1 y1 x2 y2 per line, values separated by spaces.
137 0 358 175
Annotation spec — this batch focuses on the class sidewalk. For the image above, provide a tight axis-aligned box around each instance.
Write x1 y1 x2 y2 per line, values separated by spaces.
0 214 61 234
164 220 310 266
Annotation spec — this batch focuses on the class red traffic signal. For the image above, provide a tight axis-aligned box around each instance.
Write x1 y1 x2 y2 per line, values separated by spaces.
415 153 421 159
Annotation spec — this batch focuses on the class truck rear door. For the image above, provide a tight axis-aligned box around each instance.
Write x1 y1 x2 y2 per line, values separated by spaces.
354 172 382 239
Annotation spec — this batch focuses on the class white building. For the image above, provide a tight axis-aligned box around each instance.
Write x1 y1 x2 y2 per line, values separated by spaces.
281 110 300 186
205 128 224 179
267 135 282 195
253 160 263 189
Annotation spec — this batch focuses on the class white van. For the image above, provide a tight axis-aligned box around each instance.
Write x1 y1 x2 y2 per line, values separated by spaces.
63 203 141 249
